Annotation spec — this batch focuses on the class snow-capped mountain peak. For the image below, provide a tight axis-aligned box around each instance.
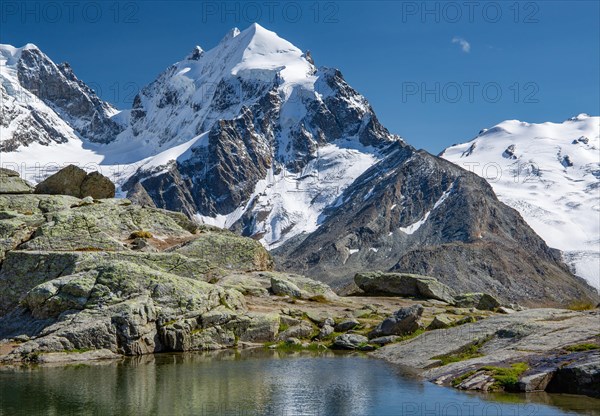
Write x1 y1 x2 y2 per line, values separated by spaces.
2 25 397 248
0 43 41 66
0 41 121 152
441 115 600 289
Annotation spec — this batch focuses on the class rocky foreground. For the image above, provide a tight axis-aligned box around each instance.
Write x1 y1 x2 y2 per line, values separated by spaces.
0 167 598 399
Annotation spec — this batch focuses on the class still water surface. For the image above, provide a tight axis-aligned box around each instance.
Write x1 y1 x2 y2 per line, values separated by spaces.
0 350 598 416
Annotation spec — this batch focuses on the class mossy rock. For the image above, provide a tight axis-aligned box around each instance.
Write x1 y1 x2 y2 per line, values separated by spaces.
171 231 273 272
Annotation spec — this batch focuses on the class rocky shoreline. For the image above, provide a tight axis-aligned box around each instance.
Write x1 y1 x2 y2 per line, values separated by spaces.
0 167 598 400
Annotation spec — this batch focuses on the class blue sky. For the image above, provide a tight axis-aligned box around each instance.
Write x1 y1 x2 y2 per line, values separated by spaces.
2 1 598 153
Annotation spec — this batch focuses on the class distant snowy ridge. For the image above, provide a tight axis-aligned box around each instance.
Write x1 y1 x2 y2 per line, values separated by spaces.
441 114 600 289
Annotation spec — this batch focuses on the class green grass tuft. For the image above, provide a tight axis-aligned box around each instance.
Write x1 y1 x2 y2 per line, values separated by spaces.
567 301 597 311
565 343 599 352
308 295 329 303
451 370 477 387
481 362 529 389
129 230 153 239
433 336 490 365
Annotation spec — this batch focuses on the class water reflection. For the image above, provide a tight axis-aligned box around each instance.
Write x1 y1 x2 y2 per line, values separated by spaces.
0 350 598 416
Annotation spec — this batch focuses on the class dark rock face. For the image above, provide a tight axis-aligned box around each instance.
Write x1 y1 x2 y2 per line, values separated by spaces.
1 81 71 152
35 165 115 199
275 144 598 307
126 182 157 208
122 66 398 236
546 351 600 398
370 304 424 337
16 47 122 144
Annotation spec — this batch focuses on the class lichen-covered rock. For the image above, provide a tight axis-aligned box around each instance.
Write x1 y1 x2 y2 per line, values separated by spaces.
20 210 127 252
454 293 501 311
0 192 343 363
354 272 455 303
226 312 280 343
34 165 115 199
215 273 270 297
370 304 424 337
316 324 334 340
172 231 273 272
190 326 237 350
278 322 315 340
271 276 302 298
0 176 34 194
428 314 455 330
334 318 360 332
22 270 97 319
0 260 248 358
332 334 369 350
0 251 82 315
0 212 45 261
0 168 20 177
268 273 338 301
0 194 81 215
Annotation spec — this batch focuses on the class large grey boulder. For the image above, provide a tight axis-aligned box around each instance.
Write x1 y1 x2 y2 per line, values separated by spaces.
172 232 273 272
0 168 19 177
316 325 334 340
226 312 280 343
332 334 369 350
354 272 455 303
35 165 115 199
0 168 34 194
269 273 338 301
370 304 424 337
215 273 270 297
334 318 360 332
453 293 501 311
271 276 302 298
277 322 314 340
428 314 455 330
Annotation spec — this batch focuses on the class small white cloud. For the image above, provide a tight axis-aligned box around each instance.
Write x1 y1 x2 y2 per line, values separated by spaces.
452 36 471 53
